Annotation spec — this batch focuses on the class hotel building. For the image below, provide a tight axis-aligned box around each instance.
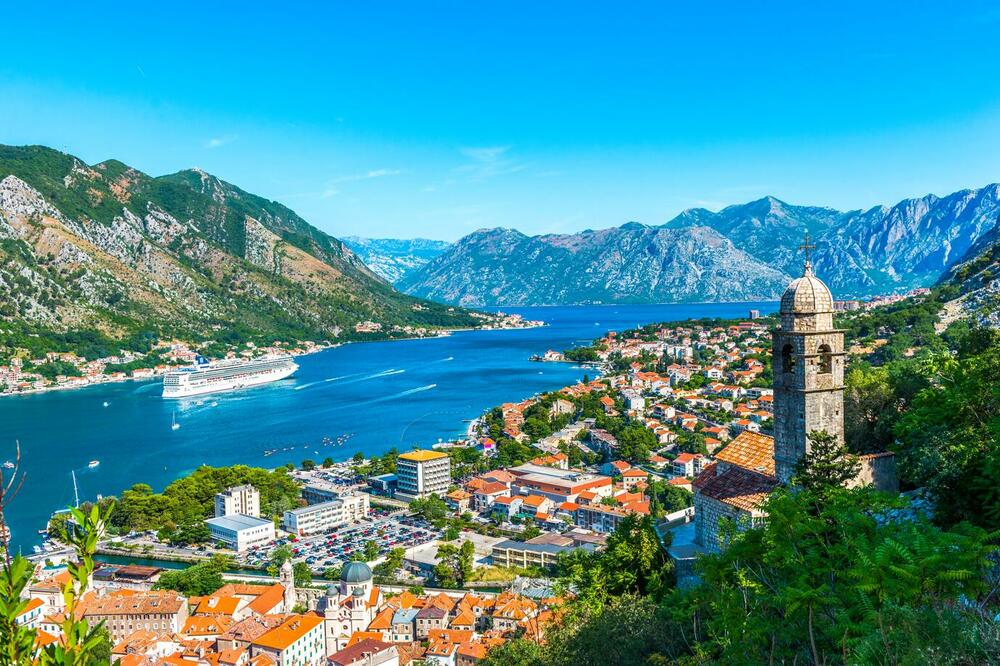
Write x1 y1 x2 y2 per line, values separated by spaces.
395 450 451 501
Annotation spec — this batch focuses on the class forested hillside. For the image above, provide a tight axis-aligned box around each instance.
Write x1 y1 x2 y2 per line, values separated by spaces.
0 145 481 360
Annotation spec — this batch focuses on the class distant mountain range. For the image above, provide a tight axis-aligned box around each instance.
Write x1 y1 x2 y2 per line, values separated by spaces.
0 145 478 346
395 187 1000 306
342 237 451 283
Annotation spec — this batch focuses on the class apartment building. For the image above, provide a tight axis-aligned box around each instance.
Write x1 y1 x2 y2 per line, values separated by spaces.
395 450 451 501
214 484 261 518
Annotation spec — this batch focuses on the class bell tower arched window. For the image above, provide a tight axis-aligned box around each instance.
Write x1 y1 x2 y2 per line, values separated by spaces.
818 344 832 374
781 344 795 374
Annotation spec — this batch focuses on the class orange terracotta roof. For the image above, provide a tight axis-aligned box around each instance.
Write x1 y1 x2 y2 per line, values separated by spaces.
252 614 324 651
195 595 241 616
182 615 233 636
450 607 476 628
367 606 395 631
697 466 778 512
82 590 184 617
428 628 474 645
246 584 286 616
714 431 775 476
347 630 386 646
475 481 509 495
17 597 44 616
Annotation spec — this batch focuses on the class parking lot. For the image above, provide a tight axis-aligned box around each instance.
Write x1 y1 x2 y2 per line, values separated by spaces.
240 515 443 572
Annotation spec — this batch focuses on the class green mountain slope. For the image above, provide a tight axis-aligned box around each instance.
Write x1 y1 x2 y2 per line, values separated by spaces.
0 144 478 353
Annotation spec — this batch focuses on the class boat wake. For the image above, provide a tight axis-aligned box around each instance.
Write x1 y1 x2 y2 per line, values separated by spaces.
335 383 437 410
394 383 437 398
294 368 404 391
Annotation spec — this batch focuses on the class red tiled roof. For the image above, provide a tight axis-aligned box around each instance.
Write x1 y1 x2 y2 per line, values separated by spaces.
697 466 778 512
714 431 775 476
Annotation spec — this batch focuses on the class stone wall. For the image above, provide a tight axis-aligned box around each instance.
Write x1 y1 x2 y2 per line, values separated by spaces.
694 494 753 554
849 453 899 493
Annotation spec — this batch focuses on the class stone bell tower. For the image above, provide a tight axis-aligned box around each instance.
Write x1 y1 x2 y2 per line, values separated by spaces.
772 236 845 484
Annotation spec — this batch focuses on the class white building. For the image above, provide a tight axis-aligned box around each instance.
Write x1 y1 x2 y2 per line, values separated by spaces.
206 514 275 552
283 494 369 536
214 484 261 518
251 614 327 665
395 450 451 501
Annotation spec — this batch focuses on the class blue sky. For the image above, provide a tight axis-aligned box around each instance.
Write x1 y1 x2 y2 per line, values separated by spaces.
2 2 1000 241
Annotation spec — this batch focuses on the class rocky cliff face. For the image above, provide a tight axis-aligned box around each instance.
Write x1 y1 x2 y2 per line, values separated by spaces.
401 186 1000 306
397 225 789 306
342 236 451 283
939 213 1000 328
0 145 476 341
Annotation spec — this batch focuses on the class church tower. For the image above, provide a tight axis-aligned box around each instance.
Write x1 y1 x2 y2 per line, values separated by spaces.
772 238 845 484
280 559 296 611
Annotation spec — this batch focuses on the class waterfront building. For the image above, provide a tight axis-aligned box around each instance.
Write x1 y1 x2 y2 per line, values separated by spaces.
395 449 451 501
214 484 261 518
206 514 275 552
250 613 326 665
80 590 188 642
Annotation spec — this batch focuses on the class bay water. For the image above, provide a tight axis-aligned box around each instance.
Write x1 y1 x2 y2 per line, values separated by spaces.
0 302 775 550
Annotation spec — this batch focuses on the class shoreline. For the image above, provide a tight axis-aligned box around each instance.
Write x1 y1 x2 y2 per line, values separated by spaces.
0 321 546 401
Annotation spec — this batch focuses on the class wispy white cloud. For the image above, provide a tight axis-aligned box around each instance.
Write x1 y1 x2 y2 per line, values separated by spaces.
331 168 405 184
204 134 238 149
320 186 340 199
455 145 526 181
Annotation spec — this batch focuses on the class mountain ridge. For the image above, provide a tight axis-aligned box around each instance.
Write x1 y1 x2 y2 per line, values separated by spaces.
0 144 479 352
341 236 451 283
399 185 1000 306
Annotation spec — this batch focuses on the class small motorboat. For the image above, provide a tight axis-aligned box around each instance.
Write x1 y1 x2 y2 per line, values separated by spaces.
171 411 180 430
102 401 109 407
1 461 13 470
88 460 100 469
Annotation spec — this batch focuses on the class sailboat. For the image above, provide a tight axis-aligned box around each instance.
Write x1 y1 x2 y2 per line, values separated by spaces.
171 411 181 430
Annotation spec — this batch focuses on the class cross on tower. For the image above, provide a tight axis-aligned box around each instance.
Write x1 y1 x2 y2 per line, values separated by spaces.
798 233 816 272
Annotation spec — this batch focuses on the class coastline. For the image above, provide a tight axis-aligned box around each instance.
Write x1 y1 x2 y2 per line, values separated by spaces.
0 320 545 401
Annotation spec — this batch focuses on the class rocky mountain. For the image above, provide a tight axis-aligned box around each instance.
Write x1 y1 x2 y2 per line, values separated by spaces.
939 212 1000 328
342 236 451 283
401 186 1000 306
0 145 479 347
397 225 789 306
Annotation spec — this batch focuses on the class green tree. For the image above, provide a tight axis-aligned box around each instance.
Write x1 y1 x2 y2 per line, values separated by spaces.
616 425 654 463
409 494 448 522
363 540 380 562
0 503 117 664
293 562 312 586
155 555 231 596
792 430 860 499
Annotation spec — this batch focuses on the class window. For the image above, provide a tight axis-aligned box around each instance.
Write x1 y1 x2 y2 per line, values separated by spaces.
781 344 795 374
818 344 832 374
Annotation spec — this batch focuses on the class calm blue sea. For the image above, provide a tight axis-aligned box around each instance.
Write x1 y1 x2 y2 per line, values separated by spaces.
0 302 775 550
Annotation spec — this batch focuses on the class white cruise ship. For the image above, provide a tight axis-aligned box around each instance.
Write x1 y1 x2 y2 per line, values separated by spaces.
162 354 298 398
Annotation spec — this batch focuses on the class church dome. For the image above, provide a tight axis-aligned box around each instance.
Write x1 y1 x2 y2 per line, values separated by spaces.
326 584 338 597
340 561 373 584
780 264 833 315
